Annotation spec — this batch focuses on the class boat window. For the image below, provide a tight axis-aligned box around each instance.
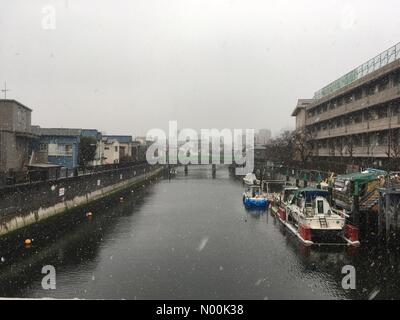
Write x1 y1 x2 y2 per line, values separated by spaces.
317 200 324 214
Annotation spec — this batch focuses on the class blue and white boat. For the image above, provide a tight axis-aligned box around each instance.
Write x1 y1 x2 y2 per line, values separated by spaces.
243 185 269 208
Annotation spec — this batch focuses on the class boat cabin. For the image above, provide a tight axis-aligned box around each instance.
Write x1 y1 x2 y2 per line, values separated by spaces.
245 185 262 197
282 187 298 204
290 188 333 217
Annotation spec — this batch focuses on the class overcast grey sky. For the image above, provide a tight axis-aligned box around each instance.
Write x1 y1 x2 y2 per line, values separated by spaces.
1 0 399 137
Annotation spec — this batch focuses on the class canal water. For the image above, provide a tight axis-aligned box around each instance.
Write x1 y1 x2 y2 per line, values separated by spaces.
0 165 399 299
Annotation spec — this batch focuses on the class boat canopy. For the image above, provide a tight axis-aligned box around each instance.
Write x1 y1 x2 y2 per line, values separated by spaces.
292 188 329 202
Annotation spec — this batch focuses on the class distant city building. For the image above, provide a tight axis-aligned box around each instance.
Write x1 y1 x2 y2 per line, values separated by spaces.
0 99 38 173
293 42 400 167
255 129 271 146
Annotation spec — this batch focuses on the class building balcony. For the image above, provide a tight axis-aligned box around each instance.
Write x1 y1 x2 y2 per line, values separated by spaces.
47 152 73 157
311 115 400 140
314 145 389 158
306 84 400 126
346 122 369 134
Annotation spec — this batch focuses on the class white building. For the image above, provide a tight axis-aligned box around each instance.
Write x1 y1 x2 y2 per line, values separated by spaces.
102 135 133 164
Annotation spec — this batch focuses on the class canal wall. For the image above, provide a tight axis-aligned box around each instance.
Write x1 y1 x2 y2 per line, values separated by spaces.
0 164 163 237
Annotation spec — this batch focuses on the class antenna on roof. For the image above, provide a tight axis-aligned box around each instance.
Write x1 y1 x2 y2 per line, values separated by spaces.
1 82 10 99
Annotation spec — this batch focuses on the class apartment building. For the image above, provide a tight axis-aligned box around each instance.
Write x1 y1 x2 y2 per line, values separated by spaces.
39 128 81 168
102 135 134 164
293 42 400 167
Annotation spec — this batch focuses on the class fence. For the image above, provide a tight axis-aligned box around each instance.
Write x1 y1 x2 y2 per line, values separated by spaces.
314 42 400 99
0 160 150 187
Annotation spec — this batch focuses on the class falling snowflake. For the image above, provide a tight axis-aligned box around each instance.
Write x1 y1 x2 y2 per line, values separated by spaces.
197 237 209 252
368 288 380 300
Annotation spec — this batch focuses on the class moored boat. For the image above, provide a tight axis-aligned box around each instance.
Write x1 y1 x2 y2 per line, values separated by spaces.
273 185 298 222
273 187 359 246
243 185 269 208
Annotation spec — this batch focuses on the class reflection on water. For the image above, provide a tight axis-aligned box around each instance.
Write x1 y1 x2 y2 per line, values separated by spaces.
0 165 399 299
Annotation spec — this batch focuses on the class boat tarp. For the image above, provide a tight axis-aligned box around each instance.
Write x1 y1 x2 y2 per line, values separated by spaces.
244 197 269 207
336 171 382 184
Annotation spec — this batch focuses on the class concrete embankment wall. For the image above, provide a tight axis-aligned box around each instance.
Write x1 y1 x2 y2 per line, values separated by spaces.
0 164 163 237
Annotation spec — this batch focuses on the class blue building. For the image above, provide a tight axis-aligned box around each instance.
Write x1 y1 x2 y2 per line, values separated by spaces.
39 128 82 169
81 129 102 140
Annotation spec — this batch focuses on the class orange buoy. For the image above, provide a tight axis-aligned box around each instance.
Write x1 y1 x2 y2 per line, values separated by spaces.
24 239 32 246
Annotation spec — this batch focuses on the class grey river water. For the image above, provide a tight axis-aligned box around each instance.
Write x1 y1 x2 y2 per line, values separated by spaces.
0 165 399 299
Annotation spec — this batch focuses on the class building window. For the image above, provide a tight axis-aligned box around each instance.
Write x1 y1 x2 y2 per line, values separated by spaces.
393 71 400 86
344 94 353 104
367 83 377 96
354 135 362 147
56 144 73 155
391 102 400 116
39 143 48 151
378 77 389 92
362 134 370 147
57 144 66 154
115 146 118 152
354 113 362 124
378 132 388 146
377 106 388 119
65 144 73 155
354 89 363 100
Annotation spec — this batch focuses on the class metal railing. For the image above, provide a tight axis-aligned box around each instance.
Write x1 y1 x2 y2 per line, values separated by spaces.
0 160 152 187
314 42 400 100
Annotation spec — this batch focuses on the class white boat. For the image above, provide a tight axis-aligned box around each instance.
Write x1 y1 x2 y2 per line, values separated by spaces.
273 185 298 207
242 173 260 186
273 187 359 246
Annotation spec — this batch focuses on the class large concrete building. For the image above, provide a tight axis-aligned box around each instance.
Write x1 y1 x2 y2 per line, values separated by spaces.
293 42 400 168
0 99 38 173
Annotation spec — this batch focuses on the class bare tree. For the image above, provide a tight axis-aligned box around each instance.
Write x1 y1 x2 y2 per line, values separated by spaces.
345 135 355 163
335 137 346 160
267 130 294 165
386 128 400 170
292 129 314 166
